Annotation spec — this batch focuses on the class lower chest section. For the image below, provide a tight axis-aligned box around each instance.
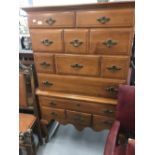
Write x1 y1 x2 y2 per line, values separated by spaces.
38 95 116 131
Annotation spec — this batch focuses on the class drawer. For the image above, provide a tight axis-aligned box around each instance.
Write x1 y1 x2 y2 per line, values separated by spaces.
67 110 91 126
41 106 66 122
76 8 134 27
101 56 130 79
90 28 133 55
55 54 100 76
28 12 75 28
38 96 116 117
93 115 114 131
30 29 63 52
37 74 125 98
34 53 54 73
64 29 88 54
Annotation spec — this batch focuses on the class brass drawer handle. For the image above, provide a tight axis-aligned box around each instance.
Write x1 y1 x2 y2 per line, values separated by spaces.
51 112 57 116
50 101 57 106
41 39 53 46
45 18 56 25
70 39 83 47
97 16 110 24
107 65 121 73
70 63 83 69
102 39 117 48
76 103 81 107
42 80 53 87
106 87 118 93
102 109 114 114
101 120 113 125
74 116 84 122
40 62 50 67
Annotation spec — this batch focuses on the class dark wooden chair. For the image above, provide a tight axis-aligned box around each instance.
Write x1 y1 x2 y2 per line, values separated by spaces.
19 64 43 155
104 85 135 155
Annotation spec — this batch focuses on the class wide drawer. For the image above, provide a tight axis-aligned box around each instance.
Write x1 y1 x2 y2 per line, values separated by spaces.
55 54 100 76
39 96 116 117
76 8 134 27
41 106 66 122
37 74 126 98
34 53 54 73
101 56 130 79
64 29 89 54
90 28 133 55
93 115 114 131
28 12 75 28
67 110 91 126
30 29 63 52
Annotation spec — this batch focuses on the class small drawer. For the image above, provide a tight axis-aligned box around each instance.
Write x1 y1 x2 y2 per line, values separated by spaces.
64 29 88 54
34 53 54 73
38 74 125 98
76 8 134 27
41 106 66 122
30 29 63 52
93 115 114 131
55 54 100 77
38 96 67 109
101 56 130 79
90 28 133 55
28 12 75 28
67 110 91 126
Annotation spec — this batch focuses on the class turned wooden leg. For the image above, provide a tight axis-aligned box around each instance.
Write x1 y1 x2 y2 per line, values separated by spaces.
40 119 49 143
36 119 43 145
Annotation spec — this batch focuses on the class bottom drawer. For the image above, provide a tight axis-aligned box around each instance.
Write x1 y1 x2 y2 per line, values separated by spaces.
67 110 91 126
41 107 66 122
93 115 114 131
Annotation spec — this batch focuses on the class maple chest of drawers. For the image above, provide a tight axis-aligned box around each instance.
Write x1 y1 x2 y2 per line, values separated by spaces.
23 1 134 131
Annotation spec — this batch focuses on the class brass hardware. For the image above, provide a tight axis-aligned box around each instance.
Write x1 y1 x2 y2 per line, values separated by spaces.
41 39 53 46
71 63 83 69
45 18 56 25
76 103 80 107
107 65 121 73
42 80 53 86
106 87 118 93
51 112 57 116
102 120 113 125
97 16 110 24
50 101 57 106
40 62 50 67
102 39 117 48
74 115 84 122
102 109 114 114
70 39 83 47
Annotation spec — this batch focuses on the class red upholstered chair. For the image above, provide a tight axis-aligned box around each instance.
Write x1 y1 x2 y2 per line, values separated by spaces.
104 85 135 155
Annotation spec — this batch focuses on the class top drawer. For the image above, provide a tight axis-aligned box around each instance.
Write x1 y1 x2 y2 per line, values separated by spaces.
28 12 75 28
76 8 134 27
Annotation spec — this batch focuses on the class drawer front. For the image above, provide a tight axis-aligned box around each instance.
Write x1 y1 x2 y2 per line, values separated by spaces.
64 29 88 54
76 8 134 27
30 29 63 52
93 115 114 131
90 28 133 55
29 12 75 28
55 54 100 76
101 56 130 79
39 96 116 117
41 106 66 122
67 110 91 126
34 53 54 73
38 74 125 98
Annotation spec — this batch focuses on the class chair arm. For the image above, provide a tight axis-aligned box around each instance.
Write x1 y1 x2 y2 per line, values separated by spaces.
126 138 135 155
104 121 120 155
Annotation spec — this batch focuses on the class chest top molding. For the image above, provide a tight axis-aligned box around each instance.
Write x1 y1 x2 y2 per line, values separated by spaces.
22 1 135 13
